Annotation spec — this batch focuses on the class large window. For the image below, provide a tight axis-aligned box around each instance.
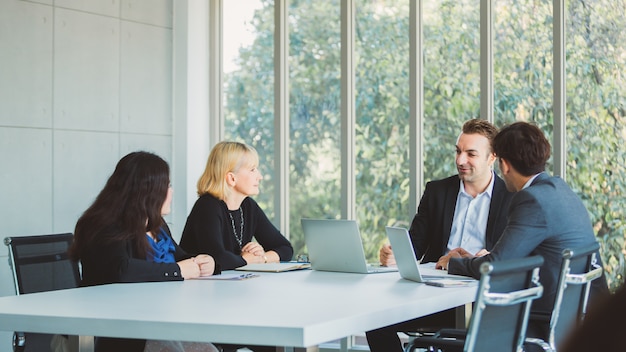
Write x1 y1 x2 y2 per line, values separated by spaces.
566 0 626 288
221 0 625 290
288 0 342 256
355 0 411 259
223 0 276 218
493 0 553 166
423 0 480 182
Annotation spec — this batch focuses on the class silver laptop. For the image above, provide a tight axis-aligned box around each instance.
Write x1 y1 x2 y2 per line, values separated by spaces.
386 226 476 284
301 219 398 274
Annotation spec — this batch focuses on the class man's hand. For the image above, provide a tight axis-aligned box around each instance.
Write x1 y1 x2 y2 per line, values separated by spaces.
379 244 396 266
474 249 490 257
435 248 475 270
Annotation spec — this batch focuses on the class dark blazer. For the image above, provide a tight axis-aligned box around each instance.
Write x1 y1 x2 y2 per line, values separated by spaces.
449 173 609 314
80 223 192 287
409 173 513 263
79 222 209 352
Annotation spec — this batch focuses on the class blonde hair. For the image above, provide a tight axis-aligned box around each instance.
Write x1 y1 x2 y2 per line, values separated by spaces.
197 141 259 199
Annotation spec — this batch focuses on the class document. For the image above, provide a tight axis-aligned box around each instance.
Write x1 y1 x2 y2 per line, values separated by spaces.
235 262 311 273
424 279 477 288
194 273 259 280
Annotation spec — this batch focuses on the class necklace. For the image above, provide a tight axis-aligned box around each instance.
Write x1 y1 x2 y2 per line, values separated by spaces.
228 207 244 249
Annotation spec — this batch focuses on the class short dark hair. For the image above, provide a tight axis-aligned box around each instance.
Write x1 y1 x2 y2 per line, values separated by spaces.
492 122 551 176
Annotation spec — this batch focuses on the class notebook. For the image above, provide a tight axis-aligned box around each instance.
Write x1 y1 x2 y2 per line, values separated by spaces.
385 226 477 286
235 262 311 272
301 218 398 274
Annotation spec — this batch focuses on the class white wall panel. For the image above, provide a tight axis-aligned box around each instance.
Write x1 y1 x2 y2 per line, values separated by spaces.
121 0 173 28
53 130 119 233
0 127 53 236
0 0 176 347
120 133 172 164
54 8 120 132
0 0 52 128
0 238 13 350
1 229 16 299
55 0 120 17
0 236 13 348
0 240 13 350
26 0 53 5
0 257 15 297
120 21 172 135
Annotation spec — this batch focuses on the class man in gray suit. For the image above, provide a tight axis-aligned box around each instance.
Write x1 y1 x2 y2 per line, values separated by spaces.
437 121 609 339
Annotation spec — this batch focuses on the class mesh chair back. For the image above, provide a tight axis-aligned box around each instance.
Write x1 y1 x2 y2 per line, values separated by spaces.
551 242 603 349
5 233 79 294
4 233 80 352
465 255 544 352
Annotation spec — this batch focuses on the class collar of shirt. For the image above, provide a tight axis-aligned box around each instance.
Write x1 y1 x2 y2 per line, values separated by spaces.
447 171 496 254
458 170 496 199
522 172 543 190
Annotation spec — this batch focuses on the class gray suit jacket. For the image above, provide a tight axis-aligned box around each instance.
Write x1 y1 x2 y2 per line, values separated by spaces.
449 172 608 313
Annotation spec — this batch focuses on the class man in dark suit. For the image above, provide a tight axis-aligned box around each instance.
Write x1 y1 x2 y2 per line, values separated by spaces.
366 119 514 352
437 121 609 341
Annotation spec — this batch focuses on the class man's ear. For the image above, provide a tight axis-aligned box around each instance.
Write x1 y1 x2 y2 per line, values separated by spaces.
488 152 497 165
499 158 510 174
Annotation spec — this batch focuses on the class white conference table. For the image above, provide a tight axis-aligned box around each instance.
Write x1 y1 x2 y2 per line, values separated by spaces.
0 268 477 350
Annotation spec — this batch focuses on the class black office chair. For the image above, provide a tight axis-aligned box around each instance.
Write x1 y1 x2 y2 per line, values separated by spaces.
5 233 81 352
524 243 604 352
404 255 544 352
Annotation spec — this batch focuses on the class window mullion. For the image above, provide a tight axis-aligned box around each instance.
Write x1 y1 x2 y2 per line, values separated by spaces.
341 0 356 220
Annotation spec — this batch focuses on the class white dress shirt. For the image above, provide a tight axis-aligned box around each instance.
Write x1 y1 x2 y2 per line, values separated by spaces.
447 172 495 255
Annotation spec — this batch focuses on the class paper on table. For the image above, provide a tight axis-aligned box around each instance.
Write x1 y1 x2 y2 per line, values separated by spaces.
194 273 259 280
235 262 311 273
424 279 477 288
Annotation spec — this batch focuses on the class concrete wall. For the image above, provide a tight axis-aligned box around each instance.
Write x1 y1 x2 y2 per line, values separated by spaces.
0 0 177 349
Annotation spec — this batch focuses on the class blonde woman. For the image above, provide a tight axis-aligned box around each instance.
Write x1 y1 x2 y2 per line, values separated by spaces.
180 141 293 271
180 141 293 352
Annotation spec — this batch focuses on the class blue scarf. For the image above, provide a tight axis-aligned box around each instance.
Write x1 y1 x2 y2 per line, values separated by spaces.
147 228 176 263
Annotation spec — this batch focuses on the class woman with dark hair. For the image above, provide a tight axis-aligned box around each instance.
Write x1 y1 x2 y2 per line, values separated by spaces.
69 151 219 352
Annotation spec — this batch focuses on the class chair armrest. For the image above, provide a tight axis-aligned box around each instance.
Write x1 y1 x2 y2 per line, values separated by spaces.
566 267 603 285
435 328 467 339
406 336 465 352
484 285 543 306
